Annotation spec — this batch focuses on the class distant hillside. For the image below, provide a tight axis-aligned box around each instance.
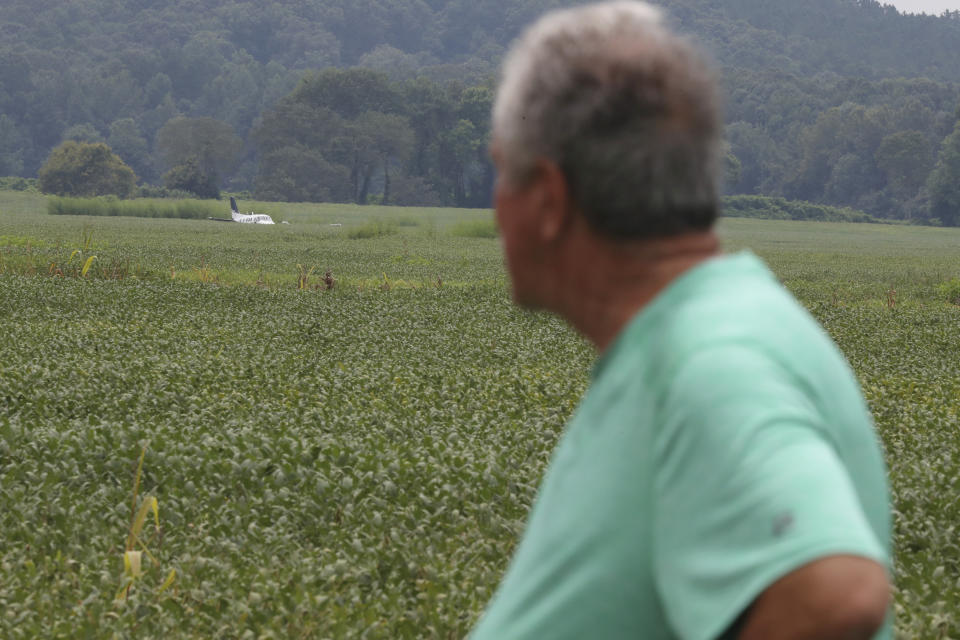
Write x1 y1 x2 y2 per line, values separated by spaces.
1 0 959 221
675 0 960 80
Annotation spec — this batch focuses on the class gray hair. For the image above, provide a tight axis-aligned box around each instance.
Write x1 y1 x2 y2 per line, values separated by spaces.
493 1 722 238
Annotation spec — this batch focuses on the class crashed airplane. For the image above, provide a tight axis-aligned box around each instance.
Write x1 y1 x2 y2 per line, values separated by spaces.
209 197 275 224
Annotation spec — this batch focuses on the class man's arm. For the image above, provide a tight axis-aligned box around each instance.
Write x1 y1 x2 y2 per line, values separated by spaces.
654 345 892 640
733 555 890 640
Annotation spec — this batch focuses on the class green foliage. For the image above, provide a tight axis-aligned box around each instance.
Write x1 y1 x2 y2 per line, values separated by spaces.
2 198 960 636
47 197 221 220
0 176 38 192
0 0 959 219
926 121 960 227
722 195 876 223
875 130 933 199
109 118 154 183
937 279 960 305
254 69 491 207
156 117 242 183
255 145 353 203
136 184 197 199
725 70 960 221
450 217 498 238
163 156 220 200
61 123 105 144
347 220 398 239
116 446 176 601
0 234 45 248
38 142 137 199
390 215 419 227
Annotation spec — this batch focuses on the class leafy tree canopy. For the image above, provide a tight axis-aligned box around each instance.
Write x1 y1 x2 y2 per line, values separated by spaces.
3 0 960 220
38 141 137 199
254 69 490 207
926 121 960 226
163 156 221 200
156 117 243 179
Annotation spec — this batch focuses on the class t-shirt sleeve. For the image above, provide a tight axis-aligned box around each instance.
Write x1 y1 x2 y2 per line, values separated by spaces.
652 344 888 640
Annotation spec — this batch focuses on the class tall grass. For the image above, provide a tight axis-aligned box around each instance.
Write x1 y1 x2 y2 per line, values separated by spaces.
450 218 498 238
116 445 176 601
722 195 876 223
391 215 420 227
48 197 222 220
348 220 398 239
0 176 38 192
937 278 960 305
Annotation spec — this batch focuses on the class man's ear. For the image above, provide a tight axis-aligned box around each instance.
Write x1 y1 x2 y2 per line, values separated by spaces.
531 160 574 243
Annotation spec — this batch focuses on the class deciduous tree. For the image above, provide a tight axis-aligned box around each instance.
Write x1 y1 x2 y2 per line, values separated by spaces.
927 121 960 226
163 156 220 199
156 117 242 196
38 141 137 198
875 130 932 200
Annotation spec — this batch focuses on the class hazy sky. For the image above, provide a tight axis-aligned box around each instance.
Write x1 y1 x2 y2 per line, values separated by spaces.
887 0 960 14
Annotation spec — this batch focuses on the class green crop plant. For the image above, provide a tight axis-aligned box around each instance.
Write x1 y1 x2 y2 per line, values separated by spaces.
80 255 96 277
348 220 397 239
937 278 960 305
44 247 96 279
80 226 93 252
296 263 316 290
0 234 45 248
116 445 176 601
450 217 497 238
391 215 420 227
1 195 960 637
193 256 214 283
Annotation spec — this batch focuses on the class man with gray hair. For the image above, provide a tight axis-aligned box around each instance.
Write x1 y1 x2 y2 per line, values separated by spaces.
471 2 892 639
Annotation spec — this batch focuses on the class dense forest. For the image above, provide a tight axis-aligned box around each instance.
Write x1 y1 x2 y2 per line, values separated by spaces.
3 0 960 222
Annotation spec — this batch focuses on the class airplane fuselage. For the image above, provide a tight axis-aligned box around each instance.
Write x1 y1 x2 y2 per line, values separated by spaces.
229 196 275 224
231 211 275 224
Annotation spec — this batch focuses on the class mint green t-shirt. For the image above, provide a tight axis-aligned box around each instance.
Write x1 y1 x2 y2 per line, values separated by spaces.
471 252 892 640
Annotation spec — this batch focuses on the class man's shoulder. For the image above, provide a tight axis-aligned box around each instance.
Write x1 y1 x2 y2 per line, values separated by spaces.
637 253 840 385
666 253 821 345
591 252 860 440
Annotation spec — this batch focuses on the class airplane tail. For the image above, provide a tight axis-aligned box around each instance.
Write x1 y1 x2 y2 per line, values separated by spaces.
230 196 239 214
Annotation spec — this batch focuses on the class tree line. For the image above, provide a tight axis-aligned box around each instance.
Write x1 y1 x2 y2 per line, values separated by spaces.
724 71 960 225
253 69 493 208
7 0 960 222
38 70 494 209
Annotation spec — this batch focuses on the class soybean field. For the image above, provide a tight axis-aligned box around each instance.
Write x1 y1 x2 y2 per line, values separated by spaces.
1 192 959 638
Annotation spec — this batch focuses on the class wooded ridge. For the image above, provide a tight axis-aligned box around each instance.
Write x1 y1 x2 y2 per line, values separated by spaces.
3 0 960 222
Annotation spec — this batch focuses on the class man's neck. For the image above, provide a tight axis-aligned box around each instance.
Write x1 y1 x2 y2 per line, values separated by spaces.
551 230 720 352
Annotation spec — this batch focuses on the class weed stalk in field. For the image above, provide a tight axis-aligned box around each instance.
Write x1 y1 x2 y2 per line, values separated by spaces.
297 263 316 290
194 257 212 283
81 226 93 252
116 445 175 601
81 255 96 278
101 257 130 280
938 278 960 305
